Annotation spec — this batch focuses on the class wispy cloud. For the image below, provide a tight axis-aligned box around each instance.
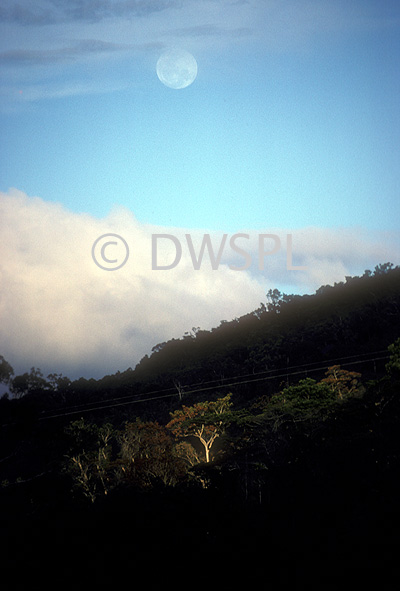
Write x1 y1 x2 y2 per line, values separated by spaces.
10 80 127 102
0 0 179 26
0 39 133 66
167 24 250 39
1 189 398 379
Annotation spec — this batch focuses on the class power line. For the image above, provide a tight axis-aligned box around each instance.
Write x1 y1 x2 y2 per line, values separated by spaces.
194 349 390 385
39 392 179 421
39 352 390 420
39 383 178 417
175 355 390 397
38 351 390 421
39 348 389 418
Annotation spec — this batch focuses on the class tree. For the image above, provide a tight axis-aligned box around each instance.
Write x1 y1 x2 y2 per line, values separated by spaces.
374 262 394 276
266 289 282 313
47 373 72 403
386 337 400 377
65 419 115 502
320 365 362 400
0 356 13 385
266 378 336 426
118 419 184 487
10 367 49 398
173 441 202 467
167 394 233 463
254 369 363 431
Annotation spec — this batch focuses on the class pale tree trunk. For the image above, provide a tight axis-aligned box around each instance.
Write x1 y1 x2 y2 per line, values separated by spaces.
198 429 218 463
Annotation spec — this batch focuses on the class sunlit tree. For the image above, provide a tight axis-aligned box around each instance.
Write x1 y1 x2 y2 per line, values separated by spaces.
320 365 362 400
167 394 233 463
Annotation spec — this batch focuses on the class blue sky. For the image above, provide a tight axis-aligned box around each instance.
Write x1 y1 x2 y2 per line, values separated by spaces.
0 0 400 379
1 0 399 231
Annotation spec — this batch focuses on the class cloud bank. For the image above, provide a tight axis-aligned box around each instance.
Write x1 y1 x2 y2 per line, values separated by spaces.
0 189 398 379
0 189 265 378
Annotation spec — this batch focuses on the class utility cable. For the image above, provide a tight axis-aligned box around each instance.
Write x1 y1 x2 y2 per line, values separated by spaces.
38 352 390 421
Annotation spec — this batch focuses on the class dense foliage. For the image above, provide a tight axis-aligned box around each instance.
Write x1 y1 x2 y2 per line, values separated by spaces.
1 263 400 580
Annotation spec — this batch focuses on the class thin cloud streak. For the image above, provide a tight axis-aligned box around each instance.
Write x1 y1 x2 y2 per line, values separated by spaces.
0 0 179 25
3 80 129 104
0 40 134 66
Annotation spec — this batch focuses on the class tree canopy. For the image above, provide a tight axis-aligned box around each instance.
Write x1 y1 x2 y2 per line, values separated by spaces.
167 394 233 463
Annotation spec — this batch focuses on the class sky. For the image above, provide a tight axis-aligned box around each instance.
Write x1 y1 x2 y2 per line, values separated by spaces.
0 0 399 380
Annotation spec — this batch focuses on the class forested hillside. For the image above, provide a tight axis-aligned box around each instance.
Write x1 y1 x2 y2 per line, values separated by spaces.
1 263 400 581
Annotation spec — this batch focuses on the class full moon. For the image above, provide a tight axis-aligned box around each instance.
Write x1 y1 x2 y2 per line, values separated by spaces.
156 49 198 89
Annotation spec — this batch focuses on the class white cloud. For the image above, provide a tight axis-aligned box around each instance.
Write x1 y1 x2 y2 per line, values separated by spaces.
0 189 265 378
0 189 398 379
